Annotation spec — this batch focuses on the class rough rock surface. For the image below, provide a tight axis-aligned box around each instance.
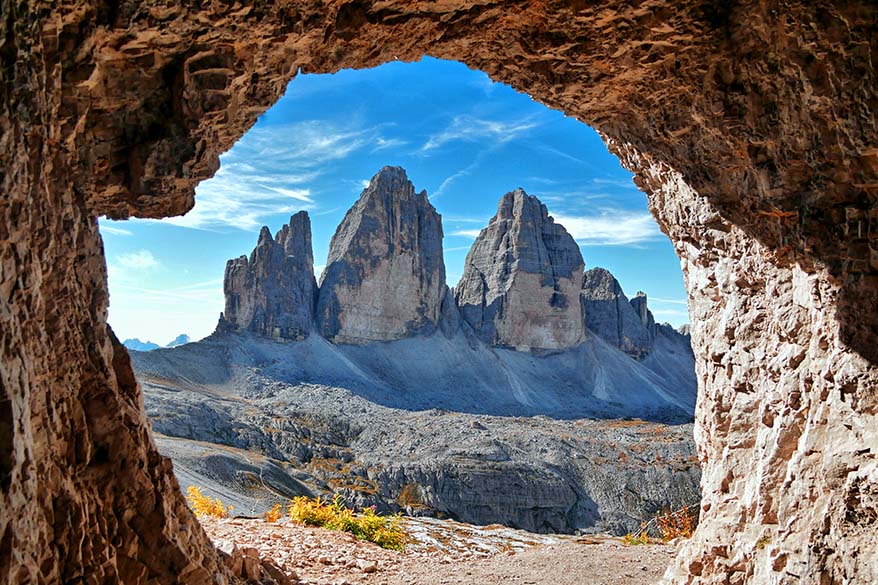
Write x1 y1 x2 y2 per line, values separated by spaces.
220 211 317 340
455 189 585 351
581 267 654 358
2 2 876 584
317 167 446 343
199 517 678 585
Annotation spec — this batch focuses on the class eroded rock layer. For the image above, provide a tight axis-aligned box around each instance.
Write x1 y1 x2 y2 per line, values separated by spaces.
317 167 446 343
2 2 876 584
220 211 317 340
455 189 585 351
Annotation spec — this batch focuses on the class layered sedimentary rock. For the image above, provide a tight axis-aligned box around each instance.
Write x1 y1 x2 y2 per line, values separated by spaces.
455 189 585 352
316 167 446 343
3 2 876 584
219 211 316 340
581 267 653 358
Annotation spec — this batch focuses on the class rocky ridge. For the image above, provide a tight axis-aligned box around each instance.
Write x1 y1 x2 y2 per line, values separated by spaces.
220 211 317 340
217 167 691 373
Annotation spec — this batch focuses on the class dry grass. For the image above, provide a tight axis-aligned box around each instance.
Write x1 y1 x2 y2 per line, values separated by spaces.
186 486 233 519
263 503 283 523
288 495 406 550
623 504 699 545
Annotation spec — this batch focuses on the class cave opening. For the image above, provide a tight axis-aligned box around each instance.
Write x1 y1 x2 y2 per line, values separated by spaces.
3 3 875 584
99 57 701 551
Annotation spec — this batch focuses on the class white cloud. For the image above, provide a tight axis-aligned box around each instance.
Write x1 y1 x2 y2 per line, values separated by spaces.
443 245 474 252
650 297 688 306
423 115 539 152
115 250 159 270
160 121 396 231
100 223 133 236
450 229 484 238
553 211 663 247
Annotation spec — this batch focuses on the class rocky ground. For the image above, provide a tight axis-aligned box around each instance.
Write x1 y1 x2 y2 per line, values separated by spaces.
200 516 678 585
136 332 700 536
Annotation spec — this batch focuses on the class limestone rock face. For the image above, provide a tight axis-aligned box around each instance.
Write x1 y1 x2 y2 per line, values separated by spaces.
219 211 316 340
455 189 585 352
581 267 654 358
316 167 446 343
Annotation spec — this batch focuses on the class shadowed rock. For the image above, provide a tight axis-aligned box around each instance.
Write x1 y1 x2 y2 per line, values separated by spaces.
219 211 317 340
455 189 585 352
581 268 653 358
316 166 447 343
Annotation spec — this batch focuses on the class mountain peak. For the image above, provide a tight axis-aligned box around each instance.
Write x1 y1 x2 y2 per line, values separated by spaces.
455 190 585 352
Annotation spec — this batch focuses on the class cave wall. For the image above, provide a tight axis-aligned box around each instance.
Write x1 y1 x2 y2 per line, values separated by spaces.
1 1 875 583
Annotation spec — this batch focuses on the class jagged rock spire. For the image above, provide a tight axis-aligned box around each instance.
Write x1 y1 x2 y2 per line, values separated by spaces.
315 166 451 343
218 211 316 340
454 188 585 352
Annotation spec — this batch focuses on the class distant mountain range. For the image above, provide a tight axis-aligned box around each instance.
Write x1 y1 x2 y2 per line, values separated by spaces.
123 334 190 352
131 166 699 536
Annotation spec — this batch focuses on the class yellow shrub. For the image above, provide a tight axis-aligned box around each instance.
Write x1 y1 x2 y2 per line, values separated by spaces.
263 503 283 523
288 495 406 550
186 486 233 519
655 505 698 541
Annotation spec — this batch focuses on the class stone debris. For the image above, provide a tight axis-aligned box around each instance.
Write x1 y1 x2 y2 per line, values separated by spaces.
199 516 675 585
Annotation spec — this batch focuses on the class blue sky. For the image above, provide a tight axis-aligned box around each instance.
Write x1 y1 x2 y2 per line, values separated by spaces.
101 57 689 344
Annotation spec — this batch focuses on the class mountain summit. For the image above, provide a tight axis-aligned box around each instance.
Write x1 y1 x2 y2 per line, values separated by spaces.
316 166 451 343
455 188 586 352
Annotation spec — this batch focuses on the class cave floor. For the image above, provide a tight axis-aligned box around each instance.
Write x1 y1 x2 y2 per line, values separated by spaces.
200 517 678 585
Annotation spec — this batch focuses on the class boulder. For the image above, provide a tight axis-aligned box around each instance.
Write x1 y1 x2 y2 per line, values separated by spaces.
454 189 585 352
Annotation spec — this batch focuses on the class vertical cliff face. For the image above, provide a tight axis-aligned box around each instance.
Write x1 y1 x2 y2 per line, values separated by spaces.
316 167 447 343
581 267 653 358
220 211 316 340
455 189 585 352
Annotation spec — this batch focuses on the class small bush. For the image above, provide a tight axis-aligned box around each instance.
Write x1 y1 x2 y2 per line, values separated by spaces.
288 495 406 550
655 505 697 541
187 486 233 519
623 505 699 545
263 503 283 523
623 521 654 545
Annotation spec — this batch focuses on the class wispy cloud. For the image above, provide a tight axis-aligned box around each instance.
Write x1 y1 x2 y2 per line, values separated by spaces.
100 223 133 236
373 137 407 151
450 229 484 238
443 216 490 224
553 210 663 247
651 308 689 319
161 121 392 231
443 244 474 252
115 250 159 270
422 115 540 152
650 297 688 306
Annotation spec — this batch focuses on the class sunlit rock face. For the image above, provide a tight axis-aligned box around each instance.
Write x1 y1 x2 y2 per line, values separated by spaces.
2 2 875 584
455 189 585 352
316 166 447 343
220 211 317 340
